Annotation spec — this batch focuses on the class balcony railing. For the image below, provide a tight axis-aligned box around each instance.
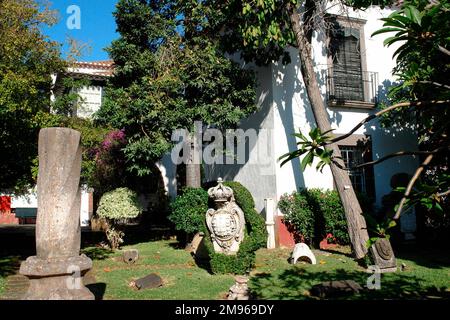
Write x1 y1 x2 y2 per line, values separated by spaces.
327 67 378 107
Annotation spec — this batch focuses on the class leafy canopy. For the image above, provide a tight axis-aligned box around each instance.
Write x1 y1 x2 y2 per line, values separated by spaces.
0 0 64 192
95 0 257 176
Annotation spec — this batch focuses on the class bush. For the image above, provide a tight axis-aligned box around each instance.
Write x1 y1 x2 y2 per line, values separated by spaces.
168 187 209 235
203 181 267 274
278 192 315 244
170 181 267 274
97 187 143 221
305 189 350 245
278 189 373 246
96 187 143 249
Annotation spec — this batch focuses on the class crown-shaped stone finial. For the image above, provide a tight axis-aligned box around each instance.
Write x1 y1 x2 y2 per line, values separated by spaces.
208 177 233 204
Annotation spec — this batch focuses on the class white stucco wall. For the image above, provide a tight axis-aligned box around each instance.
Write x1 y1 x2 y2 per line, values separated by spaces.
271 5 418 209
76 85 103 118
202 5 419 215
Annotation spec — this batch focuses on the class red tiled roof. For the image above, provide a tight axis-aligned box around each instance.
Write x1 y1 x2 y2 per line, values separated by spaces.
69 60 115 77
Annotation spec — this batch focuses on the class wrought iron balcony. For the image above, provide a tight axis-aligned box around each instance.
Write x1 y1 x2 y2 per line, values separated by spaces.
326 67 378 108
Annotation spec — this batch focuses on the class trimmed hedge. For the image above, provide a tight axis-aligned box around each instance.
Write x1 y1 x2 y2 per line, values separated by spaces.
203 181 267 274
278 188 374 245
169 181 267 274
168 187 209 235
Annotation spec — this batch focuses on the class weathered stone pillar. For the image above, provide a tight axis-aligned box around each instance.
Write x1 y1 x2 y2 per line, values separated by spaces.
20 128 94 300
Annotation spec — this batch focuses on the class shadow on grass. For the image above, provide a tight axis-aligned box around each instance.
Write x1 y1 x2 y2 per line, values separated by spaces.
86 283 107 300
394 244 450 270
119 225 174 247
81 247 114 260
249 266 450 300
0 256 21 278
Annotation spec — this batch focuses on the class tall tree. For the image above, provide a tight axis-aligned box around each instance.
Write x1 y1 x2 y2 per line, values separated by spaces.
96 0 257 188
0 0 64 193
199 0 394 260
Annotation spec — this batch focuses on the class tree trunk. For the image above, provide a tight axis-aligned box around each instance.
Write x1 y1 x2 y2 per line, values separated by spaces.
287 4 373 259
186 132 201 188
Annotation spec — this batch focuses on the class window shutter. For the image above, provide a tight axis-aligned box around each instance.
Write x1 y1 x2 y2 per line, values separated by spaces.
332 30 364 102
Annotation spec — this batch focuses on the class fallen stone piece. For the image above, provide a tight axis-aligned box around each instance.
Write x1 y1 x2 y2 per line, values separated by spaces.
291 243 317 265
310 280 363 298
190 232 209 260
134 273 163 290
123 249 139 264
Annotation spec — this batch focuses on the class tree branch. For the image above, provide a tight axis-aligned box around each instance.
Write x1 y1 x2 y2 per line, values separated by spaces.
438 45 450 57
393 154 434 220
353 147 448 169
324 100 450 146
417 81 450 90
437 189 450 198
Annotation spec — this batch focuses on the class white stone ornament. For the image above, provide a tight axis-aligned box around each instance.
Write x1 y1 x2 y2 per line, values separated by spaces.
206 178 245 255
291 243 317 265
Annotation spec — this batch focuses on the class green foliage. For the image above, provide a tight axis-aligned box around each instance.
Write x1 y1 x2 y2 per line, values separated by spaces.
278 128 334 172
168 187 209 235
97 187 143 221
278 191 315 243
51 77 91 116
96 0 257 176
278 189 373 245
169 181 266 274
203 181 267 274
0 0 64 192
371 0 450 237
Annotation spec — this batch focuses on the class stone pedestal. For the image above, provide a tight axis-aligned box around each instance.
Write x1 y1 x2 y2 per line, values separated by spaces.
20 255 93 300
19 128 94 300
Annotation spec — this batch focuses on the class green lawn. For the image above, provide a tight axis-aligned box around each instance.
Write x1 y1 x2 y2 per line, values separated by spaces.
0 239 447 300
84 240 449 300
249 246 450 300
84 240 235 300
0 275 5 296
0 255 22 298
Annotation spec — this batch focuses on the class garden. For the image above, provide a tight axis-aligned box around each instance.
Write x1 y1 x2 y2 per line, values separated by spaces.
0 0 449 304
1 182 448 301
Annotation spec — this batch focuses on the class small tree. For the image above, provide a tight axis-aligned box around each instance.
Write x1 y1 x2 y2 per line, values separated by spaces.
96 187 143 249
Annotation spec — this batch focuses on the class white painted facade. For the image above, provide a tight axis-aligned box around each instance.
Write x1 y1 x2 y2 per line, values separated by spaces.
76 85 104 118
202 5 419 217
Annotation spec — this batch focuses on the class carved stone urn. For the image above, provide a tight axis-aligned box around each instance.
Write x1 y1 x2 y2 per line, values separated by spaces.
206 178 245 255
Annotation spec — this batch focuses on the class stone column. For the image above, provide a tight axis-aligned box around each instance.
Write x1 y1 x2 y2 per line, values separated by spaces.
20 128 94 300
265 198 276 249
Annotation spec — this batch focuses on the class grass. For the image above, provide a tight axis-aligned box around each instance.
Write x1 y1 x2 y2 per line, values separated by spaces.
249 245 450 300
0 236 448 300
0 256 22 298
84 240 235 300
85 240 449 300
0 275 5 296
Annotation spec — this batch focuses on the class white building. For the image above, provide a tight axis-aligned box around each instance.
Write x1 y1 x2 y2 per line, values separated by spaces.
4 6 418 243
198 5 418 245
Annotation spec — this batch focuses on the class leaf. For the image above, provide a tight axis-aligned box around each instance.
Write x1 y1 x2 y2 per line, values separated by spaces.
301 151 314 171
387 220 397 229
371 27 405 37
404 5 422 25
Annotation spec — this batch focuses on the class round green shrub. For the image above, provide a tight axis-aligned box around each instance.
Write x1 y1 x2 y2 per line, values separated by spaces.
168 187 209 235
97 187 143 221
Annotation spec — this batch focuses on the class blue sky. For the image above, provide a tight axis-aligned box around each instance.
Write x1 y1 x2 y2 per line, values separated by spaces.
44 0 119 61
